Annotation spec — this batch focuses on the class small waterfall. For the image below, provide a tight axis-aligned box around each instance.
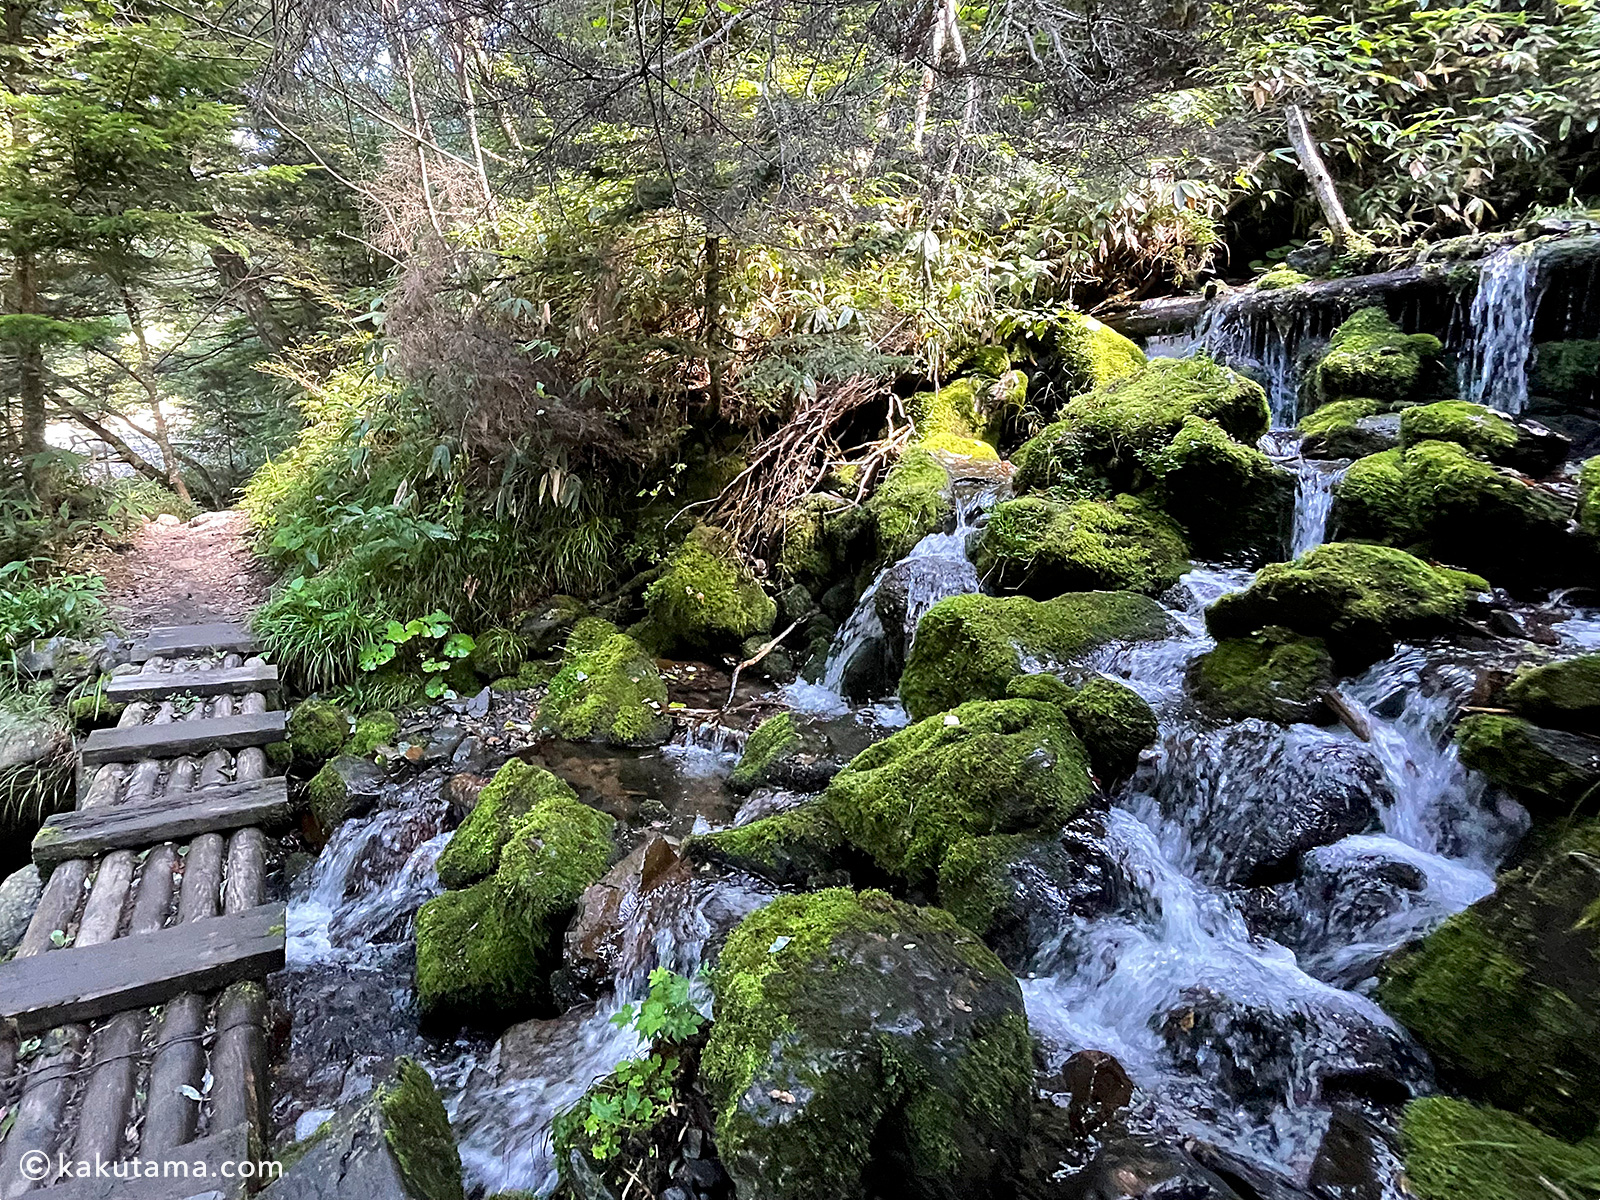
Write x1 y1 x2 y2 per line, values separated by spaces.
1198 297 1304 428
1461 243 1547 413
1291 458 1348 557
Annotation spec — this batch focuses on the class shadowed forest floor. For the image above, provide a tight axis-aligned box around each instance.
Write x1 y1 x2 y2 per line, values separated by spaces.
95 509 271 636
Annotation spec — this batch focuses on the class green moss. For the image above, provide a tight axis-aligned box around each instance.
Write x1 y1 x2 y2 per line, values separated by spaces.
1580 457 1600 536
974 494 1190 597
435 759 580 889
67 688 125 727
1206 542 1483 668
1006 672 1157 782
1296 397 1396 458
1505 655 1600 736
415 881 543 1023
702 888 1031 1200
345 711 398 757
468 628 530 680
820 698 1093 888
379 1058 466 1200
777 494 850 586
686 800 849 887
1299 397 1381 437
730 713 802 793
867 448 953 562
1455 714 1600 821
1331 447 1418 544
307 759 355 831
288 699 349 766
936 833 1033 940
490 660 555 693
1380 820 1600 1138
1010 309 1147 405
916 430 1002 460
1401 1097 1600 1200
1188 628 1336 726
541 618 671 746
1532 340 1600 404
1256 266 1311 290
1400 400 1519 460
959 344 1011 377
900 590 1175 722
492 791 615 922
1147 416 1294 558
908 378 1000 454
1314 306 1443 403
642 524 776 655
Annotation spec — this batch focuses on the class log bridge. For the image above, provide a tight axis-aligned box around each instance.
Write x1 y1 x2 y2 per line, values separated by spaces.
0 624 296 1200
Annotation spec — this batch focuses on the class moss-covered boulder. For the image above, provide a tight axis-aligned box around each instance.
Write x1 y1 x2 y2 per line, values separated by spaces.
642 524 775 655
1205 542 1484 669
435 759 579 889
262 1057 464 1200
1580 456 1600 536
1330 447 1416 544
345 710 398 757
702 889 1033 1200
1004 672 1157 784
974 494 1189 598
730 713 802 793
1400 400 1569 477
686 801 852 888
1379 820 1600 1139
1532 339 1600 406
1399 1096 1600 1200
901 591 1177 722
306 755 386 832
1188 628 1336 725
541 618 671 746
288 699 349 768
727 712 847 795
1003 309 1147 412
1455 714 1600 821
1313 307 1443 404
867 448 953 562
907 378 1003 460
1504 654 1600 735
777 494 875 590
1297 398 1397 460
1146 416 1295 559
517 594 589 655
416 777 613 1025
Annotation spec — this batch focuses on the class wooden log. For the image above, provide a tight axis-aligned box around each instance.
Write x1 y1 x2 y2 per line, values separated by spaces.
80 764 125 811
29 1123 253 1200
208 981 267 1138
75 850 135 947
17 859 89 957
0 903 286 1034
197 750 231 789
106 664 280 703
167 757 198 795
139 992 207 1153
178 834 225 923
33 778 293 867
0 1028 87 1198
70 1010 145 1166
124 757 163 807
80 712 288 767
223 828 268 914
127 843 179 936
234 747 266 782
130 622 256 663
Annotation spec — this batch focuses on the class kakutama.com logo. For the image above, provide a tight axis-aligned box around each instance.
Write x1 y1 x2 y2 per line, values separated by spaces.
20 1149 284 1184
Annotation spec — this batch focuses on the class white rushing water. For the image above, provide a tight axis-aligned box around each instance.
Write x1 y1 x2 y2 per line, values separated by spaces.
1291 458 1349 557
1461 243 1547 413
1198 298 1303 428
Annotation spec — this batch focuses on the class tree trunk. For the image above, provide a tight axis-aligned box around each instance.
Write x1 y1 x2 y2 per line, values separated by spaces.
6 0 46 490
1285 104 1355 249
208 246 284 352
704 233 723 414
388 0 447 244
449 19 495 218
911 0 947 156
119 285 193 504
51 398 171 487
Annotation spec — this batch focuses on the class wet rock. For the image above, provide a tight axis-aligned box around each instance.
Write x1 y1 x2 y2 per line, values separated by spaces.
1188 628 1336 727
308 755 388 834
339 802 447 907
1455 714 1600 822
738 634 794 683
263 1058 464 1200
1501 652 1600 735
867 447 955 564
702 889 1033 1200
518 594 589 654
1307 1107 1403 1200
0 865 42 956
974 494 1191 599
1312 308 1443 406
728 713 848 795
773 583 817 630
564 835 691 995
1054 1050 1135 1139
422 724 466 765
1056 1139 1246 1200
1300 406 1401 461
1007 673 1159 785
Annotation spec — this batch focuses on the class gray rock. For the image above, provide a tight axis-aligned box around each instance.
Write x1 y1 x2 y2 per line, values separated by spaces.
464 688 491 720
422 725 465 765
0 865 43 956
0 712 69 773
310 756 388 831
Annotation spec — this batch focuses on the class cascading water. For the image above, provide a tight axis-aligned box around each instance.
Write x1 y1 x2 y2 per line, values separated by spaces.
1291 458 1348 557
1461 243 1547 413
1198 297 1305 428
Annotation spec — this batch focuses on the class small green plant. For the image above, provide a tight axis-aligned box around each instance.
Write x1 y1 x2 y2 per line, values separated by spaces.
0 560 108 653
358 611 475 699
558 969 706 1165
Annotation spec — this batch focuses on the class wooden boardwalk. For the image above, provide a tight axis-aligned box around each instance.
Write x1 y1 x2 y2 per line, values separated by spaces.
0 624 293 1199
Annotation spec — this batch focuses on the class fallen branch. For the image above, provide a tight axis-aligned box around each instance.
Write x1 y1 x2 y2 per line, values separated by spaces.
1323 688 1371 742
724 617 802 710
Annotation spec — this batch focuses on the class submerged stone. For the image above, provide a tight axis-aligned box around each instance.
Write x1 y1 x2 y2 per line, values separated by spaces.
641 524 775 655
900 590 1176 722
1379 820 1600 1139
974 494 1190 598
701 889 1033 1200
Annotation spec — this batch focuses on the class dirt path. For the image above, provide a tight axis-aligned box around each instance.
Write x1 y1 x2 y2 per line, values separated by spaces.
97 509 274 636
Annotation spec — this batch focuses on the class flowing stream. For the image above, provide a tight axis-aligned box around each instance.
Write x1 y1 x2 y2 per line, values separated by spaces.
1461 243 1548 413
1291 458 1349 556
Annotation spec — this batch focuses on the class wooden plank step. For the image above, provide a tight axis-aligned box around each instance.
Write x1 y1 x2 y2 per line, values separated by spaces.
107 664 280 702
0 904 286 1034
28 1123 252 1199
81 712 287 766
130 623 257 663
32 778 293 867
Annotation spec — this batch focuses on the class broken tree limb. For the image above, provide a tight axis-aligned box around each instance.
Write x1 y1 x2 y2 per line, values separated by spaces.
724 618 803 710
1323 688 1371 742
1285 104 1356 250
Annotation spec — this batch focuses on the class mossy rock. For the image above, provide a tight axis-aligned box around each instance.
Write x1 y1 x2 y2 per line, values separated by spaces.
1003 309 1147 416
1400 400 1519 461
900 591 1176 722
1147 416 1295 560
1455 714 1600 821
1297 397 1396 460
540 618 671 747
777 494 857 588
1400 1096 1600 1200
306 755 386 832
686 801 852 888
67 687 125 729
1504 654 1600 736
1313 306 1443 404
729 713 802 793
1256 266 1310 290
908 378 1002 457
1330 447 1418 544
1004 672 1157 783
1580 456 1600 536
516 594 588 655
702 888 1033 1200
1187 628 1336 726
1378 820 1600 1139
642 524 776 655
974 494 1190 598
288 699 350 768
958 344 1011 377
1012 356 1270 496
1532 339 1600 406
415 881 544 1025
468 628 530 680
345 711 398 757
1204 542 1484 669
867 448 953 563
491 789 615 923
435 759 579 889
